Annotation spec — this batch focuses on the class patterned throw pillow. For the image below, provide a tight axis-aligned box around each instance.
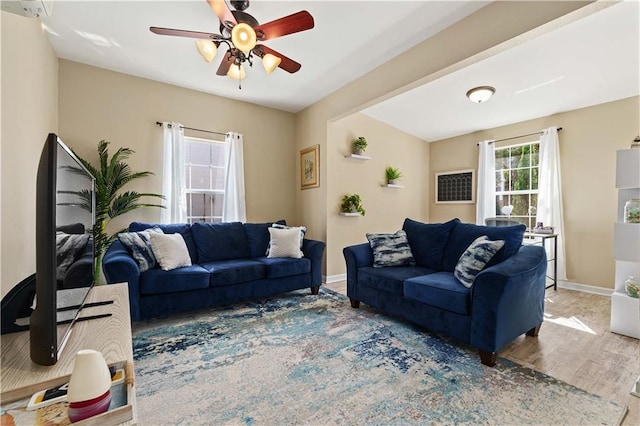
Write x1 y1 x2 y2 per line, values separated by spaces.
118 227 164 272
366 230 416 268
454 235 505 288
267 227 304 258
266 223 306 256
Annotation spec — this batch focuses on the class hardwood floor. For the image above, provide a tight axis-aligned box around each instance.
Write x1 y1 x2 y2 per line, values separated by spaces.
323 281 639 424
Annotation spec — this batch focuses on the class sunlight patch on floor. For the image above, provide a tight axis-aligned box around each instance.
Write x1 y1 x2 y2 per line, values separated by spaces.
543 313 597 335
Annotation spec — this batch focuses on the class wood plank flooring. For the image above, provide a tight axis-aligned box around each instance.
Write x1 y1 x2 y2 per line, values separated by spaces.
324 281 639 424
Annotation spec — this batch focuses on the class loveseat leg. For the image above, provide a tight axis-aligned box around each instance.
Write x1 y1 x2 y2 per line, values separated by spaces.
526 323 542 337
478 349 497 367
349 298 360 308
310 286 320 295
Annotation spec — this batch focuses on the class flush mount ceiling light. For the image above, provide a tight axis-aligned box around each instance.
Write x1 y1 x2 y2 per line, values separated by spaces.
150 0 314 89
466 86 496 103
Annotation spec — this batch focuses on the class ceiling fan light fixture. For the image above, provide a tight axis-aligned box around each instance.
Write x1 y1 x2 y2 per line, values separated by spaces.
195 40 217 63
262 53 281 75
227 63 246 80
466 86 495 103
231 23 257 53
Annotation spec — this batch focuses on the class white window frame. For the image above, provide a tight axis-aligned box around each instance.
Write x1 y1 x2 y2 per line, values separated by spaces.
494 140 539 228
184 136 226 224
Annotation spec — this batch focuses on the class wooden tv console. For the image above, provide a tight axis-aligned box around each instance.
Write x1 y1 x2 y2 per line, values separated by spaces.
0 283 137 424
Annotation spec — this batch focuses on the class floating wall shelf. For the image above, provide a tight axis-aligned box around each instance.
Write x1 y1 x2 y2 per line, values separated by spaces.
339 212 362 217
345 154 371 160
382 184 404 188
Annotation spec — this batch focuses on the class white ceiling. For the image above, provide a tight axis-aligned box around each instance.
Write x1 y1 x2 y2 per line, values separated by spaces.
36 1 639 141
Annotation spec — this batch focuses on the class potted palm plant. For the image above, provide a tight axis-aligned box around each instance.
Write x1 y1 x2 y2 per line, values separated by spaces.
69 140 165 284
341 194 366 216
385 166 402 185
351 137 368 155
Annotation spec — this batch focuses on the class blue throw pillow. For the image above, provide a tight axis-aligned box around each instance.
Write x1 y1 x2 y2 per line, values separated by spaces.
366 230 416 268
191 222 251 262
243 220 286 258
454 236 505 288
118 226 163 272
442 222 525 272
402 218 459 271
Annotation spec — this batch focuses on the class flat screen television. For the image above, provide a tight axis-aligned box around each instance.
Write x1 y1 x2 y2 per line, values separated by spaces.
30 133 96 366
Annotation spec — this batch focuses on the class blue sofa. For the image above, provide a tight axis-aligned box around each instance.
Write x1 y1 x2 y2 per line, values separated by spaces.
103 221 325 321
343 218 547 366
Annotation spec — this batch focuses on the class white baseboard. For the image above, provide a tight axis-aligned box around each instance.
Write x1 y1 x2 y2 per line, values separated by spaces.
556 280 613 296
324 274 346 284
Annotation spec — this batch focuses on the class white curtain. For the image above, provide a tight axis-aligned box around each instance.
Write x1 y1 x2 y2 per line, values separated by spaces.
222 132 246 222
161 122 187 224
537 126 567 280
476 140 496 225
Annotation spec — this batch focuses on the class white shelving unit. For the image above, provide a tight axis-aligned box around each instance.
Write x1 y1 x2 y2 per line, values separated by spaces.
611 148 640 339
344 154 371 160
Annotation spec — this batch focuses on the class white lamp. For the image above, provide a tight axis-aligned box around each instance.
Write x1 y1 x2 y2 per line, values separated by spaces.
501 205 514 217
262 53 281 75
195 40 217 63
231 23 256 54
466 86 496 103
227 63 246 80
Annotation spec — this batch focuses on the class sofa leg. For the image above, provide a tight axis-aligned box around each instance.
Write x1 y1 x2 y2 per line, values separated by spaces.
478 349 497 367
526 323 542 337
310 286 320 295
349 298 360 308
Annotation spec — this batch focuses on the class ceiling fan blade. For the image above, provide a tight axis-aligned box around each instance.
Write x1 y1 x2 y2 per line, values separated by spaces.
216 51 234 76
206 0 237 27
254 45 301 74
253 11 314 41
150 26 222 41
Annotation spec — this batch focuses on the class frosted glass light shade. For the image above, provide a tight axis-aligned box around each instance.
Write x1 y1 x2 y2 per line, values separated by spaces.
227 63 246 80
231 23 256 53
262 53 281 75
501 205 514 216
195 40 217 63
466 86 495 103
67 349 112 403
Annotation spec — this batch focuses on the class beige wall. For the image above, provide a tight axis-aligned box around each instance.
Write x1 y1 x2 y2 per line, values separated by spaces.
58 60 298 237
295 1 589 277
325 114 429 277
430 96 640 289
1 12 58 297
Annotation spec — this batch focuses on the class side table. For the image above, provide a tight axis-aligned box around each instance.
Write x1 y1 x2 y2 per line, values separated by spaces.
524 232 558 290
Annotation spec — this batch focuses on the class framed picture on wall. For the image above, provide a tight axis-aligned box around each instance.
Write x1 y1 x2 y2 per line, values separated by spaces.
435 169 475 203
300 144 320 190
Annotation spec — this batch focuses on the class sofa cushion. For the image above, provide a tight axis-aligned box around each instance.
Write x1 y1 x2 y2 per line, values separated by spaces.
256 257 311 279
404 272 471 316
192 222 251 262
366 230 415 267
149 232 192 271
402 218 459 270
442 222 525 272
200 259 266 286
454 236 505 288
358 266 434 297
139 265 210 295
243 220 286 258
129 222 198 263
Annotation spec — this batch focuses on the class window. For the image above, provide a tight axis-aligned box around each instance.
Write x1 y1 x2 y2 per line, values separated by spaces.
184 136 226 224
494 142 539 229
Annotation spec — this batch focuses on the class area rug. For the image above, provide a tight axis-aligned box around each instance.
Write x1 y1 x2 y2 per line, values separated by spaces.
132 288 627 425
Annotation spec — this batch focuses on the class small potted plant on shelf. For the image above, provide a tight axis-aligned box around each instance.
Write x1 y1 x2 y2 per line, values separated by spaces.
385 166 402 185
341 194 366 216
351 137 368 155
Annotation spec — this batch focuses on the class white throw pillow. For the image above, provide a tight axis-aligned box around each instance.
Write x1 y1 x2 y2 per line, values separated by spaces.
267 227 304 258
148 232 192 271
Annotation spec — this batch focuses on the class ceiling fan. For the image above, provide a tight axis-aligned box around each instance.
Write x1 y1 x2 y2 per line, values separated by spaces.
150 0 314 86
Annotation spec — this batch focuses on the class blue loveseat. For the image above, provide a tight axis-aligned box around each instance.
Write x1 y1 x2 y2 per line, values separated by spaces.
343 218 547 366
103 221 325 321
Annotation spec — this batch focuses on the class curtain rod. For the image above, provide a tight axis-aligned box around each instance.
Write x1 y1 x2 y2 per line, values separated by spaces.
477 127 563 145
156 121 227 137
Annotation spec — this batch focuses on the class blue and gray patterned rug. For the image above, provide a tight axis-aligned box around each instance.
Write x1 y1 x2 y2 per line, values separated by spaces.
132 288 626 425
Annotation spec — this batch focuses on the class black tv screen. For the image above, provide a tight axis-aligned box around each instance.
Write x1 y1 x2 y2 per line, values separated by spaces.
30 134 95 366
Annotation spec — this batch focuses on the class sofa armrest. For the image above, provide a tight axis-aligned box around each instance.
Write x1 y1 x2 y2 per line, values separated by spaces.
302 238 326 286
343 243 373 298
470 244 547 353
102 240 142 321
